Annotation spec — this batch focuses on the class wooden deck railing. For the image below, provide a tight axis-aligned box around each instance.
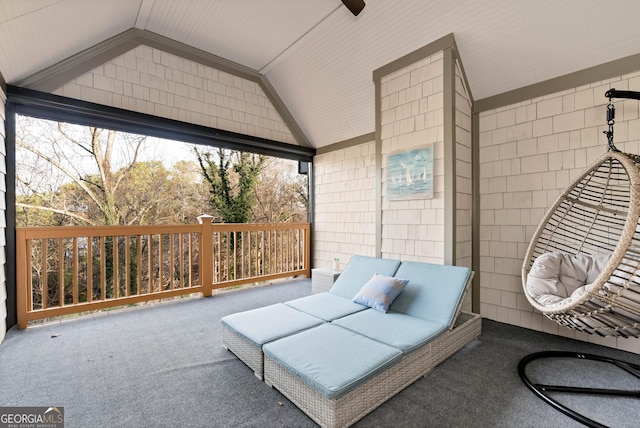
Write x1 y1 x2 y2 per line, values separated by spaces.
16 218 311 328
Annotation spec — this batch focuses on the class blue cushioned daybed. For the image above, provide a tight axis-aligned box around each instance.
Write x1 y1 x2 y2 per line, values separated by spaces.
221 256 401 379
221 256 481 427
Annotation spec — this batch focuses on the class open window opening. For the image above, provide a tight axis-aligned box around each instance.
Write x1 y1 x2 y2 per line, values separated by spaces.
5 86 315 329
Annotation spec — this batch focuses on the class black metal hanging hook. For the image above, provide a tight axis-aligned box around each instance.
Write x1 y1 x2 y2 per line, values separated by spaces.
604 94 618 152
602 88 640 152
605 89 640 100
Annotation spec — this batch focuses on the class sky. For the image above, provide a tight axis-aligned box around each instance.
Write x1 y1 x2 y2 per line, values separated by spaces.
141 137 199 166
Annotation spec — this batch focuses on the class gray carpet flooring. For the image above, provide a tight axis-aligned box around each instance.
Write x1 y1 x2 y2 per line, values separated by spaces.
1 278 639 427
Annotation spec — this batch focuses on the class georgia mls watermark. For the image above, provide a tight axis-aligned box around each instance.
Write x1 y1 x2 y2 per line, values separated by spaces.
0 407 64 428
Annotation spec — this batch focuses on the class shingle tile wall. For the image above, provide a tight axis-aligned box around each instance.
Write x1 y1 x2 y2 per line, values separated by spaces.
54 45 297 145
313 141 377 269
380 52 445 264
479 70 640 353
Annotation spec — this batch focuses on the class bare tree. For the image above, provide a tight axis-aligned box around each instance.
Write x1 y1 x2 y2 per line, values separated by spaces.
16 115 306 228
15 116 208 226
17 117 146 225
253 157 308 223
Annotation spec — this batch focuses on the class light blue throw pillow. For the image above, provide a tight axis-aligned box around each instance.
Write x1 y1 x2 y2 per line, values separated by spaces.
352 274 409 313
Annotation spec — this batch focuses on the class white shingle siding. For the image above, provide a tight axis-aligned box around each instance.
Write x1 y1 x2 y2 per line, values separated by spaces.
380 52 445 264
313 142 377 269
54 45 296 146
479 70 640 353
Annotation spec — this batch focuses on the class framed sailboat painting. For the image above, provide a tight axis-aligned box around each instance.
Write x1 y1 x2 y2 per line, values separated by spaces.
387 145 434 200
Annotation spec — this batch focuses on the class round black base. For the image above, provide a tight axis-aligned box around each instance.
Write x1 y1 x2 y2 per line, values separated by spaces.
518 351 640 428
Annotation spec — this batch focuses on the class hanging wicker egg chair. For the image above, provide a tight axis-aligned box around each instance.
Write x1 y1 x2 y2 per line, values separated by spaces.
521 90 640 338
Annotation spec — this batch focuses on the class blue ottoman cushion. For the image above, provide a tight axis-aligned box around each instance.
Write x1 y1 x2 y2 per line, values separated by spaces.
221 303 324 348
263 324 403 399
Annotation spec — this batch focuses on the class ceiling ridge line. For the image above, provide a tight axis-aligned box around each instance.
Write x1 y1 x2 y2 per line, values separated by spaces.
258 4 343 74
134 0 155 29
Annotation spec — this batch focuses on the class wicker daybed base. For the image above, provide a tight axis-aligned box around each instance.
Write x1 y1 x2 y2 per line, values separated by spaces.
264 311 481 428
222 324 265 379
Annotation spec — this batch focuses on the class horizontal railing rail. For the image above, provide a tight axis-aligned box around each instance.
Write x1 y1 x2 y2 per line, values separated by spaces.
16 219 311 328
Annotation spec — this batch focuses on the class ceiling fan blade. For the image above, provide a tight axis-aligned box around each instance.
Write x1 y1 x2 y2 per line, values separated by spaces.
341 0 365 16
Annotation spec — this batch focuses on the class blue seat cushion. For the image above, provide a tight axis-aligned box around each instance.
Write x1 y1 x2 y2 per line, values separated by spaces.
284 292 367 321
221 303 324 348
329 255 401 299
390 261 472 327
333 309 446 354
263 324 403 399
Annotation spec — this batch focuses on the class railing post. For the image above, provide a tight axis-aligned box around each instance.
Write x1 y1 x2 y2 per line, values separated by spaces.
15 229 28 329
304 223 311 277
197 215 215 297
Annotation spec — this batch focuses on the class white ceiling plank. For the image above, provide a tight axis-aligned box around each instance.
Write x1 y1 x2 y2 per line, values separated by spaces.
0 0 139 83
0 0 60 24
140 0 337 71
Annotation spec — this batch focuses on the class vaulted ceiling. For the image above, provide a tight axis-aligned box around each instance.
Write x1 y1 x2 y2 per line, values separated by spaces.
1 0 640 148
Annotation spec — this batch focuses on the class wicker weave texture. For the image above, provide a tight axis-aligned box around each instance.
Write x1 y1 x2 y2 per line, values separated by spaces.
522 151 640 337
431 312 482 365
312 269 341 294
264 312 481 428
222 325 264 379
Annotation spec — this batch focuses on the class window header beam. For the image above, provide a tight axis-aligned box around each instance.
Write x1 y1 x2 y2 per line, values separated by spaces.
7 86 316 162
